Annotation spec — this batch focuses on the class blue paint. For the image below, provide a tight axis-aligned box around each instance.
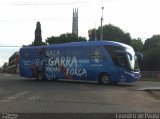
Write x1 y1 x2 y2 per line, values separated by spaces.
19 41 141 83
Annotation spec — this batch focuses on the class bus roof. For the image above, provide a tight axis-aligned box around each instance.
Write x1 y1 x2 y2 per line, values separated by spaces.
20 40 132 49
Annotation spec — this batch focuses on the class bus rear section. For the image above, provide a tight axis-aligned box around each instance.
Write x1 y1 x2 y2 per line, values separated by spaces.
19 47 37 78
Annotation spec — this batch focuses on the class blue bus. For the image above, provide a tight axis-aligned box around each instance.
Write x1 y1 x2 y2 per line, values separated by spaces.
19 41 141 84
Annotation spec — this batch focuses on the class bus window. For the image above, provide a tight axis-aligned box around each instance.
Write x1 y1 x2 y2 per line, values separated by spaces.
116 53 128 68
104 46 130 69
105 45 140 71
112 52 129 69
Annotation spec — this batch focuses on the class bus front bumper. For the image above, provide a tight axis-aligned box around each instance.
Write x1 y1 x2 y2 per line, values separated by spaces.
119 71 141 83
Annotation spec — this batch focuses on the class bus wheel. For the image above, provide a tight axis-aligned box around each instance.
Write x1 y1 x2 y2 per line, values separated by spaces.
99 73 110 85
36 72 44 81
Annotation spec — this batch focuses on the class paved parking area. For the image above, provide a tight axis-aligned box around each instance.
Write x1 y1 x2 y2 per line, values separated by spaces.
0 74 160 113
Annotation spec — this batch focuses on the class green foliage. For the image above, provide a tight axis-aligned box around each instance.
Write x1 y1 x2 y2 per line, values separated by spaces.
88 24 131 45
46 33 87 44
88 28 97 40
130 38 143 52
33 21 43 46
30 41 47 46
142 35 160 51
141 35 160 70
142 47 160 70
28 21 46 46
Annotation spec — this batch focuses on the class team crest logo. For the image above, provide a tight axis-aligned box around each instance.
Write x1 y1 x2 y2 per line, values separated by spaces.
92 49 103 63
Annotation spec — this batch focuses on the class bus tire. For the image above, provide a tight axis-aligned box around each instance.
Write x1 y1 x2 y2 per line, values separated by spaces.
36 72 45 81
99 73 110 85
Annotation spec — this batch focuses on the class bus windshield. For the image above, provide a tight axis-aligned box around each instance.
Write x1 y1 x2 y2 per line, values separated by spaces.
125 49 140 71
105 46 140 71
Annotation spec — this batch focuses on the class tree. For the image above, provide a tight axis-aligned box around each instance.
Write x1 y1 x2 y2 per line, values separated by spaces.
46 33 87 44
88 28 97 41
142 35 160 51
31 21 46 46
34 21 42 44
142 47 160 70
141 35 160 70
130 38 143 52
88 24 131 45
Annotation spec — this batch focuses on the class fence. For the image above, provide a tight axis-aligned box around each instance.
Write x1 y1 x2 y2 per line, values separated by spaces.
141 71 160 81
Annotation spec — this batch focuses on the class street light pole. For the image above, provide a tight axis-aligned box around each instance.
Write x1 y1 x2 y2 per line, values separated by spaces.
100 7 104 41
95 23 97 41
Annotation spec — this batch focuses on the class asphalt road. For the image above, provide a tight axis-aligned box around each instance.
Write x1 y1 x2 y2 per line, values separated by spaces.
0 74 160 113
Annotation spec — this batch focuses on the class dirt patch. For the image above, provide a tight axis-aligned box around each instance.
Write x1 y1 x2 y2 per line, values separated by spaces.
146 91 160 100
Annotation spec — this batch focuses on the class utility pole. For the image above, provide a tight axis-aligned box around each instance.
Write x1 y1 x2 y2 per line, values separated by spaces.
95 23 97 41
100 7 104 41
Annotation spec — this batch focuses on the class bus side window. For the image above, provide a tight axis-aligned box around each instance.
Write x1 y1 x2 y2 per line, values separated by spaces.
112 53 128 69
116 55 126 67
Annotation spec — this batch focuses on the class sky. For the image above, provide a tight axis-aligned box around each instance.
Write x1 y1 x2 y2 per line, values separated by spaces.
0 0 160 67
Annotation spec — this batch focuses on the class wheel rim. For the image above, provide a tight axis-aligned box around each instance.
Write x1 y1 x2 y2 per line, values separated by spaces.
102 74 109 84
